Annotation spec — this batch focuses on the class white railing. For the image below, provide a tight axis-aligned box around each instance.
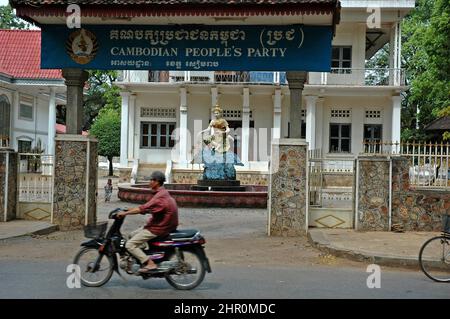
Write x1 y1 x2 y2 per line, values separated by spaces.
309 68 406 86
362 141 450 190
148 71 286 85
18 154 54 203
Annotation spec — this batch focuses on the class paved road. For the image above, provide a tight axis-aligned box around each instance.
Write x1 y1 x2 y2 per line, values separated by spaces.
0 260 449 299
0 194 449 299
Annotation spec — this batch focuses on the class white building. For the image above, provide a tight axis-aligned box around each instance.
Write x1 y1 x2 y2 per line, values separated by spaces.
116 0 415 178
0 30 65 155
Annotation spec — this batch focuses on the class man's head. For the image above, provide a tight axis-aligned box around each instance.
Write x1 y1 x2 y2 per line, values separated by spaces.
149 171 166 190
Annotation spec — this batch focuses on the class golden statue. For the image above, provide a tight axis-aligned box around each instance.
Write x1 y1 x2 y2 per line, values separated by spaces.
199 105 234 154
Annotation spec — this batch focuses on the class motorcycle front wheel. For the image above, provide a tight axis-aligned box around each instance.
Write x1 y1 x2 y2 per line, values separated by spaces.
73 247 114 287
165 249 206 290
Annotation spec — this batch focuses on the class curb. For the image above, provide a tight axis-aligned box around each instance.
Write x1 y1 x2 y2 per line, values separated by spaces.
28 225 60 237
307 229 421 270
0 224 59 241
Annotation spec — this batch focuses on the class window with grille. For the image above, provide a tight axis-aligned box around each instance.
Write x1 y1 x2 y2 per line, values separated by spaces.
329 123 351 153
141 122 176 149
19 94 34 120
141 108 176 118
222 109 253 120
331 46 352 74
331 109 351 118
18 140 32 153
365 110 381 118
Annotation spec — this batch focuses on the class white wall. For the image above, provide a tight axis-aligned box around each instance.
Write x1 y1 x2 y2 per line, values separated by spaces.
251 95 273 161
135 92 179 164
187 94 210 161
321 96 391 156
309 22 367 85
0 88 51 152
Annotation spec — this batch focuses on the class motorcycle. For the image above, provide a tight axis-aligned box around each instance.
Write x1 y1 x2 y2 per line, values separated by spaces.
73 208 211 290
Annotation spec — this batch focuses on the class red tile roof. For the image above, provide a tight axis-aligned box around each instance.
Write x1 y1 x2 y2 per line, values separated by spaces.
0 29 62 80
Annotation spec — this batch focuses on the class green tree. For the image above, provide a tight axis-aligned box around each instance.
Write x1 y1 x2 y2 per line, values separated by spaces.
367 0 449 141
89 108 121 176
83 70 121 131
0 5 28 29
401 0 450 140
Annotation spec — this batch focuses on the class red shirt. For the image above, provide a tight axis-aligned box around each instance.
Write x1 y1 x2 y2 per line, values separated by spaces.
138 187 179 236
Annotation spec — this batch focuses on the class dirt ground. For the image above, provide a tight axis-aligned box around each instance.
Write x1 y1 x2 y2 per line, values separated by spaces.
0 189 365 270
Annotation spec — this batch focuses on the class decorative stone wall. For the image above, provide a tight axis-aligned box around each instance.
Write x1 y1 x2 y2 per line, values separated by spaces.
171 170 269 186
269 139 308 236
87 141 98 225
356 156 449 231
391 157 450 231
53 135 98 230
356 157 390 231
0 150 18 222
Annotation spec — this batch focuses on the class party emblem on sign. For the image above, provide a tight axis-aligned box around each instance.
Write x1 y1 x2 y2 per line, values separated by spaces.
65 28 98 65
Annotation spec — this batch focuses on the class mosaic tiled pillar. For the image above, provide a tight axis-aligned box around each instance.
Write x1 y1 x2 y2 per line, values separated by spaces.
0 149 18 222
356 156 390 231
268 139 308 236
53 135 98 230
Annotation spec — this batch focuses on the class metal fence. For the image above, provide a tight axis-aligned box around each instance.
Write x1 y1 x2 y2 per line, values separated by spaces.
362 141 450 190
18 153 54 202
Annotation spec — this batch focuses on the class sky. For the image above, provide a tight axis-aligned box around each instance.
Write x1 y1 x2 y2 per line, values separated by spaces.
1 0 9 6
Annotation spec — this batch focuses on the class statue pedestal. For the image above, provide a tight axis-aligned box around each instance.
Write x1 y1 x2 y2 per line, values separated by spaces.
192 180 246 192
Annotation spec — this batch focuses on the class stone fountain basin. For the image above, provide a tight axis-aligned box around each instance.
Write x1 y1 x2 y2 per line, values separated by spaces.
118 183 268 208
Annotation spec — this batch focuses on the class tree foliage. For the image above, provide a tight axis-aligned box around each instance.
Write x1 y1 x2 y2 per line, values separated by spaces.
83 70 121 131
89 108 121 176
367 0 450 141
401 0 450 140
0 5 28 29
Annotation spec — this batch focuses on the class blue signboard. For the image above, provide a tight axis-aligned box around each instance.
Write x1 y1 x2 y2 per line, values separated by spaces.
41 24 332 71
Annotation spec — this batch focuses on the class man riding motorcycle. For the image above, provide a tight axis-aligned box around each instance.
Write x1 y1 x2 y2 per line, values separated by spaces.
117 171 178 274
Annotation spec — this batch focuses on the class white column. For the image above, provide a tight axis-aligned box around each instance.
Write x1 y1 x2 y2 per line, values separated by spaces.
128 94 136 160
305 95 318 150
351 107 365 155
179 87 188 165
211 86 218 119
389 22 402 86
12 91 19 150
315 97 324 151
47 88 56 155
273 88 282 140
120 92 130 167
241 87 250 165
392 95 402 153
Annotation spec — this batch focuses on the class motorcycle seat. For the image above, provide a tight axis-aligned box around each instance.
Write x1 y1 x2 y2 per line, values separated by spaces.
169 229 199 240
147 229 199 243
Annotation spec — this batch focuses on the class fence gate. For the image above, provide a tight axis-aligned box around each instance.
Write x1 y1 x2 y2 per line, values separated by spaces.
308 154 355 229
17 154 54 222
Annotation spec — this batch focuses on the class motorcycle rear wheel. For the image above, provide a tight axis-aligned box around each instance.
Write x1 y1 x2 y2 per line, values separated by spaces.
165 249 205 290
73 247 114 287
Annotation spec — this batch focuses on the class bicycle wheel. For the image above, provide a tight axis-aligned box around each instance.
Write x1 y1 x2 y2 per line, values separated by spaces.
419 235 450 283
73 247 114 287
